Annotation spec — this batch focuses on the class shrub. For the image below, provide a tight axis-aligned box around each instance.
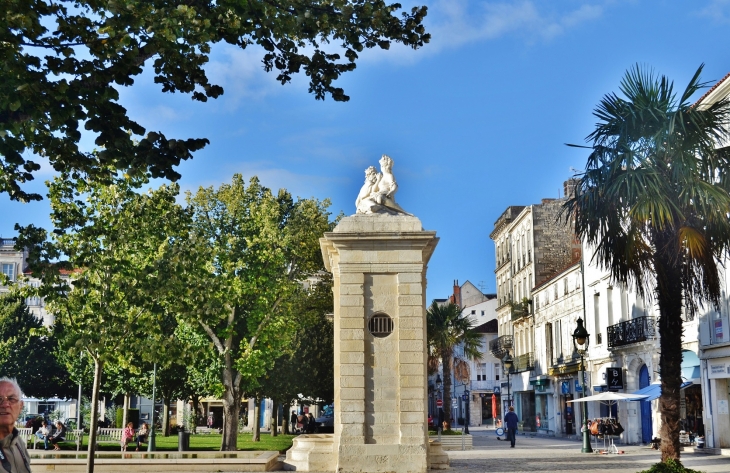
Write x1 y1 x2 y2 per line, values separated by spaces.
638 459 703 473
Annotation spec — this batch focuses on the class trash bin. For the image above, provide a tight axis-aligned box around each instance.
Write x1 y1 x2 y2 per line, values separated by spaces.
178 430 190 451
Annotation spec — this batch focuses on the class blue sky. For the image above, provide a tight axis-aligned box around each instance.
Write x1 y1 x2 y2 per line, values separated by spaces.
2 0 730 302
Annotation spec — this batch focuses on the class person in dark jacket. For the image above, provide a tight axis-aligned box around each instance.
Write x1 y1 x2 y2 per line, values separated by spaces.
48 421 66 451
504 406 519 448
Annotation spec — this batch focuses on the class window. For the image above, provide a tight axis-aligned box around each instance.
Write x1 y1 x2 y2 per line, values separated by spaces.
593 293 602 343
495 362 501 381
471 309 476 315
1 263 14 282
481 310 485 316
607 287 614 326
563 278 568 295
477 363 487 381
545 323 553 365
711 308 729 344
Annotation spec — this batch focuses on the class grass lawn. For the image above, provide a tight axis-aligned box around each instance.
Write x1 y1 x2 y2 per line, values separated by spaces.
57 433 295 453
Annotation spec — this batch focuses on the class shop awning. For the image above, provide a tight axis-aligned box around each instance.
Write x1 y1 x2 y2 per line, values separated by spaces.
631 381 693 402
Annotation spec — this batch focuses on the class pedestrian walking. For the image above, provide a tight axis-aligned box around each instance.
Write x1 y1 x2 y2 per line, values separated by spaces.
290 411 298 434
504 406 519 448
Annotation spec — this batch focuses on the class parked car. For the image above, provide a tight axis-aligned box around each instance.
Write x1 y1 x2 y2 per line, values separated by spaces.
24 414 45 432
314 413 334 433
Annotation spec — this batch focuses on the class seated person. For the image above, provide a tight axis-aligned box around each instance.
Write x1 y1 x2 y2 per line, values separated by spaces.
121 422 135 451
135 422 149 451
48 421 66 451
36 420 51 450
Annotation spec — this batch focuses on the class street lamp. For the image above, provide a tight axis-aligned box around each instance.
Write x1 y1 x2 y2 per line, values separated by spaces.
572 317 593 454
436 375 443 441
502 352 513 411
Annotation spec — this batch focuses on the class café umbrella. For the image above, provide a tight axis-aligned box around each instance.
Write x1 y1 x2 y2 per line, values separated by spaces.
568 391 649 413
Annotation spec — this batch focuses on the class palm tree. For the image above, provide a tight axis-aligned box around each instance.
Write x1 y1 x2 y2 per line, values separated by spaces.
564 64 730 462
426 301 483 428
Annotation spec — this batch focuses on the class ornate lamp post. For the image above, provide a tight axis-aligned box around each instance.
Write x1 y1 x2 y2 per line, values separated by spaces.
501 352 513 410
436 374 443 441
572 318 593 454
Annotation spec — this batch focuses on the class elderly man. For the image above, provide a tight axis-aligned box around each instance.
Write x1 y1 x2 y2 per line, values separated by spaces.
0 377 31 473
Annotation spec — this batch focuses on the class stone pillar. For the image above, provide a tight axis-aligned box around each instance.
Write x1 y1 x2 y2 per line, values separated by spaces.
320 214 438 473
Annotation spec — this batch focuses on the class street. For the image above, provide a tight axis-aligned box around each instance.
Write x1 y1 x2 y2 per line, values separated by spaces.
445 425 730 473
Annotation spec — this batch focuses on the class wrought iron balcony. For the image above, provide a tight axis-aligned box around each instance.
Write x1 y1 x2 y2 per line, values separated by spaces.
512 352 535 373
510 298 532 321
489 335 513 358
607 316 656 348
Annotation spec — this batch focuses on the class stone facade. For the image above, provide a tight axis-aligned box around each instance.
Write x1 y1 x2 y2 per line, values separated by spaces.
315 214 438 473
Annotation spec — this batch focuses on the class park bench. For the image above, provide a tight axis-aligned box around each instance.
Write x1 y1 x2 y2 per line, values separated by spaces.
17 428 32 445
94 427 124 447
31 429 84 450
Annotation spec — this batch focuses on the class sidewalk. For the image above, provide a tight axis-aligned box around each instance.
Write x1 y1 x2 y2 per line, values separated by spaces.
448 425 730 472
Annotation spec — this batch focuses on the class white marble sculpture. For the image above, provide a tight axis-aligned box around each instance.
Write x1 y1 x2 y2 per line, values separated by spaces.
355 154 411 215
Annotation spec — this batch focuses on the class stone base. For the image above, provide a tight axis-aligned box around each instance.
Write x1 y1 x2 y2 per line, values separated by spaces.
428 441 450 470
337 444 428 473
283 434 335 471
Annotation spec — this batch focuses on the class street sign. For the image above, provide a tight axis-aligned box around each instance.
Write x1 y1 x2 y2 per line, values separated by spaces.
493 387 500 394
451 399 458 408
607 368 623 390
436 399 443 408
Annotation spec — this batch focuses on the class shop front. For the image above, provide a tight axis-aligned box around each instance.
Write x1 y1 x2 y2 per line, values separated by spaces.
702 355 730 448
530 378 552 434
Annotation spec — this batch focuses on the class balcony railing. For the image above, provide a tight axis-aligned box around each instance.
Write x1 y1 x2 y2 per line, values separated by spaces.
607 316 656 348
470 379 498 391
512 352 534 373
489 335 513 358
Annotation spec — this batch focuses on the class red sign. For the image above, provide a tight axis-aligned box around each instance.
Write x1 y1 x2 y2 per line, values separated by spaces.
436 399 443 408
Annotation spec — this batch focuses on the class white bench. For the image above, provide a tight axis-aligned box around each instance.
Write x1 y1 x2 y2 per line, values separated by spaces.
95 428 124 445
31 429 84 450
17 428 32 445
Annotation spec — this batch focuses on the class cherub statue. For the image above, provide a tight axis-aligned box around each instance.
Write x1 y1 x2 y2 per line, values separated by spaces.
355 155 410 215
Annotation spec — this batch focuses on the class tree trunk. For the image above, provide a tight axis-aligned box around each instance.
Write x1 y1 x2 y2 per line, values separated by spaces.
442 350 453 428
282 403 291 434
252 397 261 442
271 401 278 437
86 357 103 473
654 231 684 462
122 393 129 429
162 400 169 436
220 348 242 450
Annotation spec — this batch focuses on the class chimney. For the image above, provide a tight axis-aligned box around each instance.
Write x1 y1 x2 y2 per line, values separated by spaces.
453 280 461 307
564 178 579 198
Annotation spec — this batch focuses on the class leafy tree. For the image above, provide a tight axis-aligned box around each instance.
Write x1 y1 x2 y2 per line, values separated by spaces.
1 1 429 202
0 295 75 398
17 171 191 473
163 174 333 450
426 301 482 427
258 275 335 435
564 64 730 462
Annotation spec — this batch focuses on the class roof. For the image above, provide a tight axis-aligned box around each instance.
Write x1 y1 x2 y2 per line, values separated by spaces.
694 71 730 106
473 318 498 334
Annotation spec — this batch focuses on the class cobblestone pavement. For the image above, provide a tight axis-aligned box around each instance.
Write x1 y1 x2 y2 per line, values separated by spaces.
446 426 730 473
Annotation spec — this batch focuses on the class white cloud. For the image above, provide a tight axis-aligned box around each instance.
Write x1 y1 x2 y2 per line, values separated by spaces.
356 0 605 63
696 0 730 23
205 44 308 109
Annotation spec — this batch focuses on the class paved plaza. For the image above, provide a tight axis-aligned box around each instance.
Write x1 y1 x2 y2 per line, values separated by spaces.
442 425 730 473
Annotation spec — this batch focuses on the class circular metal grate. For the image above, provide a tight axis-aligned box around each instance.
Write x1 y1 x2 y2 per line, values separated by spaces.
368 313 394 338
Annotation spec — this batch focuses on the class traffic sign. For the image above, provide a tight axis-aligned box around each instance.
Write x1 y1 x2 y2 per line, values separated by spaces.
436 399 443 408
451 399 458 408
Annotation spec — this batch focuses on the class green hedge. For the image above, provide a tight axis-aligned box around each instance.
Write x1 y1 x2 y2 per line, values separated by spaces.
115 408 140 428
